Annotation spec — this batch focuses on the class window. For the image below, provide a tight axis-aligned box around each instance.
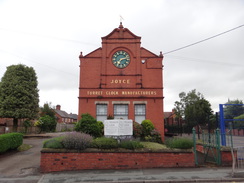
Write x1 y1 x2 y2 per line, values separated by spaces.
135 104 146 124
96 104 107 122
114 104 128 119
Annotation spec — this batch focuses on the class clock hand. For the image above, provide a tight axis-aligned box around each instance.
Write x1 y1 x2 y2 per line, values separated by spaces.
118 57 126 62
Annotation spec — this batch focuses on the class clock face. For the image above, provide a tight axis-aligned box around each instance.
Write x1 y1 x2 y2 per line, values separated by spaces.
112 50 130 68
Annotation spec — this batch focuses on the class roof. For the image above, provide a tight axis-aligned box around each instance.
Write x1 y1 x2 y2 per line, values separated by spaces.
54 109 78 120
69 113 78 120
54 109 69 118
102 22 141 40
164 111 175 119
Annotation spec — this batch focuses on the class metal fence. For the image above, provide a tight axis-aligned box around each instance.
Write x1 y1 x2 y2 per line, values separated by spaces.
232 146 244 176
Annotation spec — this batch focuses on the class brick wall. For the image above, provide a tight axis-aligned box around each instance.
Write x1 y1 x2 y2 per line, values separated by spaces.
40 151 195 173
196 144 235 166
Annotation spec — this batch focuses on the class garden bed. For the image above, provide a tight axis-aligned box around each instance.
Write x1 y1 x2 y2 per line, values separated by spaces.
40 148 195 173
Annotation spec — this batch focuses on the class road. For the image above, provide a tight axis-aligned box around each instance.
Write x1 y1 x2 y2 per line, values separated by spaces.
0 137 45 178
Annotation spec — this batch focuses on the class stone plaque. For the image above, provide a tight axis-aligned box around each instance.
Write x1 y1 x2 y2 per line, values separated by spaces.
104 120 133 136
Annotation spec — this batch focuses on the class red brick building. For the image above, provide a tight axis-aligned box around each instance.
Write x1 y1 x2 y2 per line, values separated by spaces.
54 105 77 124
78 23 164 140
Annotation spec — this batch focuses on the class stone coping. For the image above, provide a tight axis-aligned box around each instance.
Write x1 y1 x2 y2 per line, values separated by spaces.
41 147 193 153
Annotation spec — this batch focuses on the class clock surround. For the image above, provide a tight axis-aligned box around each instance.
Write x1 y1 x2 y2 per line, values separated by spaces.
112 50 130 69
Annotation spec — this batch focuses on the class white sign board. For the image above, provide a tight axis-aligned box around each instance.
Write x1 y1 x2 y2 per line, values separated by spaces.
104 120 133 136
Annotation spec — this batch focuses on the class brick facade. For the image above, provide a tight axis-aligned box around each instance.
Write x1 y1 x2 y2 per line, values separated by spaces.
40 151 195 173
78 23 164 141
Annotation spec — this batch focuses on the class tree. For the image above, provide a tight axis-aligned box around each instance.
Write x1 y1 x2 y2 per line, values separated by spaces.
40 102 56 118
233 114 244 129
37 103 57 132
224 99 244 119
174 89 213 138
0 64 39 132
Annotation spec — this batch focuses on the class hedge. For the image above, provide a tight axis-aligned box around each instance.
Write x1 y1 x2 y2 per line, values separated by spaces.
0 133 23 153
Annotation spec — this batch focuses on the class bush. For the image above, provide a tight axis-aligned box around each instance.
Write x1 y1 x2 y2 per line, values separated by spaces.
62 132 93 150
0 133 23 153
119 140 143 150
133 122 143 139
35 115 57 132
165 138 193 149
145 129 162 143
43 136 64 149
75 113 103 137
141 119 155 138
91 137 118 149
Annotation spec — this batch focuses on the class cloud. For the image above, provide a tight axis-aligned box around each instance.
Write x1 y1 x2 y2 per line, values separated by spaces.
0 0 243 115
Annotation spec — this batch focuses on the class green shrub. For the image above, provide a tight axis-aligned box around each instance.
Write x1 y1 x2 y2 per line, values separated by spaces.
97 121 104 135
145 129 162 143
133 122 143 139
141 119 155 138
0 133 23 153
35 115 57 132
119 140 143 150
75 113 103 137
165 138 193 149
62 132 93 150
91 137 118 149
43 136 64 149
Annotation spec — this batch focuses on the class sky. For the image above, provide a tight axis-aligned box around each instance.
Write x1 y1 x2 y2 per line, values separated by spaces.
0 0 243 114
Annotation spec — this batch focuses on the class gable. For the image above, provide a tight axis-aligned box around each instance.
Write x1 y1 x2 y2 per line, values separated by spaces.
102 23 141 40
84 48 102 58
140 47 162 58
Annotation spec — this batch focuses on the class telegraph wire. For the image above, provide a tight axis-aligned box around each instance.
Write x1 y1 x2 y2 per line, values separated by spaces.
0 49 78 78
163 24 244 55
165 55 244 67
0 27 99 46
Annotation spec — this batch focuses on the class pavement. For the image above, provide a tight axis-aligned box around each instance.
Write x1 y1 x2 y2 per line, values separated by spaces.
0 133 243 183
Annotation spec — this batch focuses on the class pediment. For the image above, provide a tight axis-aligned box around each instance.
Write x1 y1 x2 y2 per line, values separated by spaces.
102 23 141 40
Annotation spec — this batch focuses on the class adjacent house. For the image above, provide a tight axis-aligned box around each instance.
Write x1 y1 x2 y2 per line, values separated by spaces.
164 110 177 126
54 105 78 124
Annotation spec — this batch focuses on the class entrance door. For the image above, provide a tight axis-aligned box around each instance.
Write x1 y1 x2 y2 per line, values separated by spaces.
114 104 128 119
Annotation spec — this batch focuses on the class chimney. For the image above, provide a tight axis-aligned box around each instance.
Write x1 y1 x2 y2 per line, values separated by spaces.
56 105 61 110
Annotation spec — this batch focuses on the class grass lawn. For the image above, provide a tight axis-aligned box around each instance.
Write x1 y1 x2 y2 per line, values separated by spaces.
140 142 167 150
17 144 32 152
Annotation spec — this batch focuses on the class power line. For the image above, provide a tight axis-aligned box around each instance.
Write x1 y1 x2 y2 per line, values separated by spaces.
166 55 244 67
164 24 244 55
0 49 78 78
0 27 99 46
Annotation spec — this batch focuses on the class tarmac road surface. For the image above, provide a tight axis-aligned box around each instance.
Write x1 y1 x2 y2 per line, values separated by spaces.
0 137 44 177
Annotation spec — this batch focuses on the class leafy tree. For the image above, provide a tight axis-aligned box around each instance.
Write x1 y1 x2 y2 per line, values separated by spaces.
224 99 244 119
174 89 213 138
40 102 56 118
37 115 56 132
234 114 244 119
233 114 244 129
36 103 57 133
0 64 39 132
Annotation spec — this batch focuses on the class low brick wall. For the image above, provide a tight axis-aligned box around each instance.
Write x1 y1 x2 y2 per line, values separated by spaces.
196 144 235 166
40 150 195 173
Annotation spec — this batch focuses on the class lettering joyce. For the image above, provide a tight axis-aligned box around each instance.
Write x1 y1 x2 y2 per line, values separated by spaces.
111 79 130 84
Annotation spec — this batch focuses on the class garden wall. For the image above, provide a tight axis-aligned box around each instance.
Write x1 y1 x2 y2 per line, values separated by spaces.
40 150 195 173
196 144 235 166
